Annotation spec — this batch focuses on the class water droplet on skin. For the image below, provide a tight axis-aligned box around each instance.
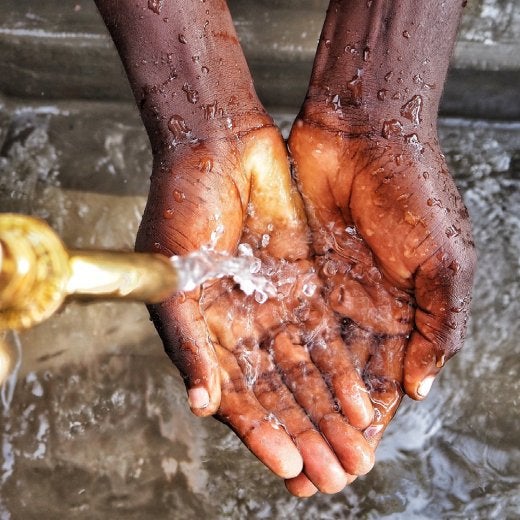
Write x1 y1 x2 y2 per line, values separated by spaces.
445 226 461 238
382 119 403 139
201 101 218 120
401 95 423 125
254 291 268 304
201 66 209 74
402 30 411 38
198 158 213 173
178 34 187 44
163 208 175 219
322 260 338 277
173 189 185 202
404 211 420 226
302 283 317 297
392 92 401 100
192 55 200 63
447 259 460 272
238 243 253 257
347 69 363 106
261 234 270 248
395 154 403 165
377 89 387 101
168 115 194 143
405 134 422 152
436 354 446 368
324 39 331 48
427 197 442 207
384 71 393 82
148 0 163 14
331 94 342 111
423 171 430 179
182 83 199 104
363 46 370 61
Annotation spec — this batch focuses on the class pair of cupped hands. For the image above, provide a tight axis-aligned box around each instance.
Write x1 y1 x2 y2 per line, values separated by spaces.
135 96 475 496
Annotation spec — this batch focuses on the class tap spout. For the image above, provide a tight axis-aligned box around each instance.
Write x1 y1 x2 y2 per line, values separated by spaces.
0 213 179 330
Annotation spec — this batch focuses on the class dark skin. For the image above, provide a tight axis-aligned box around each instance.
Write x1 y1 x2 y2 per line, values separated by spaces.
95 0 476 497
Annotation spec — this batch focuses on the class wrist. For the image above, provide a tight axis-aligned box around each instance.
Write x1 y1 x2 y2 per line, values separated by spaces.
300 0 463 139
95 0 271 153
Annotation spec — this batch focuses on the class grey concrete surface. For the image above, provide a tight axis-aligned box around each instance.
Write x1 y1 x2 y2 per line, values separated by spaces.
0 0 519 118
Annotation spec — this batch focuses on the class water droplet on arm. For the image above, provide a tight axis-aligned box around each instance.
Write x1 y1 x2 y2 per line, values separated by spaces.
168 115 196 145
382 119 403 139
182 83 199 104
377 89 387 101
331 94 342 111
178 34 187 44
201 101 218 120
173 189 185 202
400 95 423 125
347 69 363 106
147 0 163 14
198 158 213 173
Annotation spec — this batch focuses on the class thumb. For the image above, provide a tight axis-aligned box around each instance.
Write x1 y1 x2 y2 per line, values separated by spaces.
404 246 476 400
148 296 221 416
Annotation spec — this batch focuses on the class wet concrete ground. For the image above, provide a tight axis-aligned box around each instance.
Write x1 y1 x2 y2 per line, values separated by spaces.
0 1 519 518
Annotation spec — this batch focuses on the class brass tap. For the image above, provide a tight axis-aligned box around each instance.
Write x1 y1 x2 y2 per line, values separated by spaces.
0 213 179 330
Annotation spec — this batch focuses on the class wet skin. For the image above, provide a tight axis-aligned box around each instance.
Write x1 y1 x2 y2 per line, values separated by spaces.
95 0 476 497
136 125 377 494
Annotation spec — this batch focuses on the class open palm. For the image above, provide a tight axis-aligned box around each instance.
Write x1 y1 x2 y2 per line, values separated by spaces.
289 119 476 445
136 125 376 495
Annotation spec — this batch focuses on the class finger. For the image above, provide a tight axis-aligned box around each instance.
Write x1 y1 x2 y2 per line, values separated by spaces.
272 329 374 477
272 328 337 424
329 276 414 336
308 335 374 430
215 344 303 479
404 249 475 400
148 296 221 416
251 347 349 493
363 335 406 449
208 302 350 494
285 474 318 498
319 414 375 476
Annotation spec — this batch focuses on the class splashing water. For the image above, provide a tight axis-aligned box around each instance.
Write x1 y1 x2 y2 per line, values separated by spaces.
1 332 22 412
170 244 277 302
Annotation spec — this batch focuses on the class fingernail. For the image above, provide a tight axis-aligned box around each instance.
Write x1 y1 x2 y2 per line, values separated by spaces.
417 375 435 398
188 387 210 409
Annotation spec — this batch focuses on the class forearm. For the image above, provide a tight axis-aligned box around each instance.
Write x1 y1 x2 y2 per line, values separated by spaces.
94 0 271 156
301 0 464 138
